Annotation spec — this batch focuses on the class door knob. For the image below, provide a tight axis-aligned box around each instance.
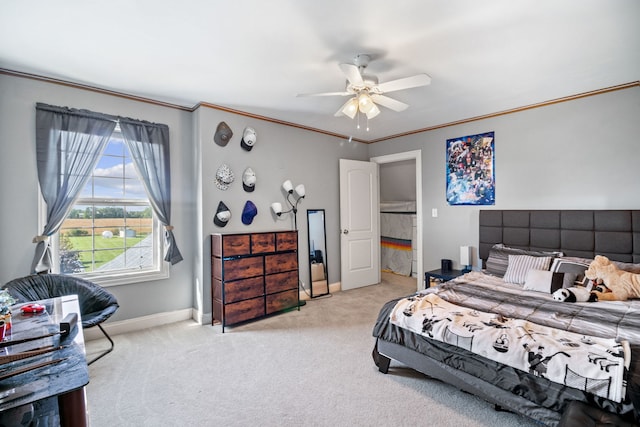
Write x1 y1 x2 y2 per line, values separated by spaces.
342 229 349 235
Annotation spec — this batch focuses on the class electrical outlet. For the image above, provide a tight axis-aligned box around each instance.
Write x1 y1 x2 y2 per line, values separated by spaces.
432 208 438 218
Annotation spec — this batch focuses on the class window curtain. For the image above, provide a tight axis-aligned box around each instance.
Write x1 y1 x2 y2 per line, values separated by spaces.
32 103 117 273
119 119 183 265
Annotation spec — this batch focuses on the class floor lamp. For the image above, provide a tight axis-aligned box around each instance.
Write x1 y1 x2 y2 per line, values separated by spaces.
271 180 307 306
270 180 305 230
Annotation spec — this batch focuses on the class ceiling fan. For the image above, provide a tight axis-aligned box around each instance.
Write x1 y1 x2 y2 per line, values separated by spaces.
297 54 431 120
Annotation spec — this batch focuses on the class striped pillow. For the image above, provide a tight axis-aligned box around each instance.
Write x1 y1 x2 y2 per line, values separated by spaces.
503 255 553 285
485 244 562 277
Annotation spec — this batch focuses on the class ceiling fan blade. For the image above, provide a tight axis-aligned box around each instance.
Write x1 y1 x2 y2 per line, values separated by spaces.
339 63 364 87
370 94 409 112
375 73 431 93
297 91 350 97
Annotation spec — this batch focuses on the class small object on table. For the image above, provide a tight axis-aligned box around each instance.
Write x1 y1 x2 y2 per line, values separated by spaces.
0 331 60 349
59 313 78 337
0 358 67 381
20 304 46 314
0 345 63 365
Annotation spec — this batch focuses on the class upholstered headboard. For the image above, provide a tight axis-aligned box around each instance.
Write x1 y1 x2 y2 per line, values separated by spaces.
479 210 640 265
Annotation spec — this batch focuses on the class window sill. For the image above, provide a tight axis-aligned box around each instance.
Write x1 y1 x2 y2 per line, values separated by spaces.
76 267 169 288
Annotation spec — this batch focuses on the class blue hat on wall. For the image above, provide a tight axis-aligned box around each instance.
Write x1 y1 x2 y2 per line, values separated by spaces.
241 201 258 225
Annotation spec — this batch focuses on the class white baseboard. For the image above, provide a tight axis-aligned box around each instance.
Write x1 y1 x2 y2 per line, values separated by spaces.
84 308 193 341
87 283 344 341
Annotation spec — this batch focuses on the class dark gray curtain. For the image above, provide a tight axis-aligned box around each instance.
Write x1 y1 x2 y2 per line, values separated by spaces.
119 119 183 265
32 103 117 273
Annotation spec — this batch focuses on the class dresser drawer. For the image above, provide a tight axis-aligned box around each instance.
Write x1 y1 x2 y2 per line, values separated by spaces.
265 270 298 294
265 252 297 274
276 231 297 251
266 289 298 314
223 256 264 281
225 297 265 325
212 234 251 257
251 233 275 253
224 276 264 303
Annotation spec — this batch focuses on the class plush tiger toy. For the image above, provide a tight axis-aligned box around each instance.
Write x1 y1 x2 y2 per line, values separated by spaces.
585 255 640 301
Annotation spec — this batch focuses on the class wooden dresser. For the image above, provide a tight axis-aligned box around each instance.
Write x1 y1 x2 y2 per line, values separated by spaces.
211 231 299 332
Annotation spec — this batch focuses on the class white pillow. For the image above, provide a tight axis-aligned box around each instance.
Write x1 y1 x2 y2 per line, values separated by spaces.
503 255 553 285
523 269 565 293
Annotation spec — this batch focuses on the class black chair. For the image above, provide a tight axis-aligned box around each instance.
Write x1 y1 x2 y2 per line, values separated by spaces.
3 274 119 365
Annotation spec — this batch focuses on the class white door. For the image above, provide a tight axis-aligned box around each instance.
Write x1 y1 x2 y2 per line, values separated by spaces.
339 159 380 290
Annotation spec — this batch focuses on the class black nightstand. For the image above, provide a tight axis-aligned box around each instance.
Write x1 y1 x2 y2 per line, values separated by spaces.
425 268 465 287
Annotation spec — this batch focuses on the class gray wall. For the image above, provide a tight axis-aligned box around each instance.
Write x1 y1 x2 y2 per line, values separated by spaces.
379 160 416 202
193 106 368 320
1 72 638 323
368 86 640 271
0 74 196 321
0 73 369 324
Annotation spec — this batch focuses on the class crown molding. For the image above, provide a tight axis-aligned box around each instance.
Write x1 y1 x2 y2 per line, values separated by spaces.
3 68 637 144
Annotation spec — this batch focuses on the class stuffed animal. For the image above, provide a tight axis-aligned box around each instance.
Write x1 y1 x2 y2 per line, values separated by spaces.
585 255 640 301
552 287 598 303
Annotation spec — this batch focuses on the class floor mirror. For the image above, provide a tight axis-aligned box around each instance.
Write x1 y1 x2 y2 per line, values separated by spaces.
307 209 329 298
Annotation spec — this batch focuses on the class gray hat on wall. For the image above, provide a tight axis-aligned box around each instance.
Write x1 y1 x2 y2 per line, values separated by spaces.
242 167 256 192
215 163 234 190
214 121 233 146
214 201 231 227
240 127 257 151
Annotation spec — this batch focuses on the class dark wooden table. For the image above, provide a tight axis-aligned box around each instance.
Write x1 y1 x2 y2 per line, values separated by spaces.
0 295 89 426
425 268 466 287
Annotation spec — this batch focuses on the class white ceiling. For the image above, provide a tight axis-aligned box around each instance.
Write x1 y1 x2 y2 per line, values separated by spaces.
1 0 638 142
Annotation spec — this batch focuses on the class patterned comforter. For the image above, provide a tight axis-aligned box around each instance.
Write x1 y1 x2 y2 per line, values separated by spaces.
390 292 629 402
373 272 640 418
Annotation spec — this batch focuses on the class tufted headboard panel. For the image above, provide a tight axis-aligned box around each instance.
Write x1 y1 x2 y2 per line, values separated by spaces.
479 210 640 266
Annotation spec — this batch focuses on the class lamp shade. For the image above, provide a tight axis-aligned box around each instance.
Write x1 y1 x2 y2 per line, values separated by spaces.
282 180 293 193
358 93 374 114
271 202 283 215
460 245 471 266
366 103 380 119
341 98 359 119
294 184 305 198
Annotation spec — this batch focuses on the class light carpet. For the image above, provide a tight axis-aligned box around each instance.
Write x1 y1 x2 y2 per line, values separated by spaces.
85 273 539 426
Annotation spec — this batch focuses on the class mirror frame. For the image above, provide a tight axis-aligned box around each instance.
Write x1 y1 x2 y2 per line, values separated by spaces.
307 209 329 298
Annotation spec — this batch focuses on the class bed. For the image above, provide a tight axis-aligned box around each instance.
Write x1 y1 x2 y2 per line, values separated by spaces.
380 201 417 277
372 210 640 426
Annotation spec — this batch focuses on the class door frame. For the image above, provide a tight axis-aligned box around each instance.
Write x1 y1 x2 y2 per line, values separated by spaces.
370 150 423 290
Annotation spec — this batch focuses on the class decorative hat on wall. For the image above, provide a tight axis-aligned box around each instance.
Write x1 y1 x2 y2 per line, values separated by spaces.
214 201 231 227
240 127 257 151
214 121 233 146
215 163 234 190
242 167 256 192
241 201 258 225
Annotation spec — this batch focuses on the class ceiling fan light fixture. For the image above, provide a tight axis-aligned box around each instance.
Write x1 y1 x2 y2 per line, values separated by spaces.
341 97 359 119
358 92 374 114
366 103 380 119
300 54 432 123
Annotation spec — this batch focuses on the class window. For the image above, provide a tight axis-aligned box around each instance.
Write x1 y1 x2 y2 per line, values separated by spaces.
47 132 167 285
